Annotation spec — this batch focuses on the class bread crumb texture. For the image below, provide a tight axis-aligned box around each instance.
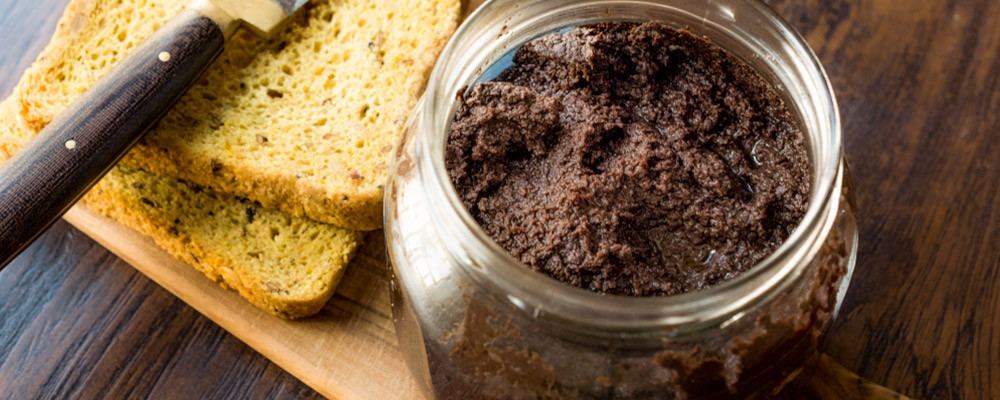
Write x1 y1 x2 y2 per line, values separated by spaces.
86 166 364 319
13 0 461 230
1 96 363 319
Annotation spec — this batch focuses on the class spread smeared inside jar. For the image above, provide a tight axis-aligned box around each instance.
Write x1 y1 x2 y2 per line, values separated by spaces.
446 22 810 296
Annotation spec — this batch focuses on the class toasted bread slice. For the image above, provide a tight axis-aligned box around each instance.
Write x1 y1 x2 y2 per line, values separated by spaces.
0 99 363 319
12 0 461 230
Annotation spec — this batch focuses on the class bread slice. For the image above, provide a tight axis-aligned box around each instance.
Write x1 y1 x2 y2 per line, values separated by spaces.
1 98 363 319
86 166 365 318
12 0 461 230
0 98 28 161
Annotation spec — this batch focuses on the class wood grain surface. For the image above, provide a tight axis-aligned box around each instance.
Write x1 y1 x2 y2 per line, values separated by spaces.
763 0 1000 398
55 206 419 400
0 0 997 399
0 220 321 399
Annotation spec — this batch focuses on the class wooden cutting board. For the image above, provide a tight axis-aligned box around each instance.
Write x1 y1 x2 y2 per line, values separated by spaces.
62 205 420 400
62 204 907 400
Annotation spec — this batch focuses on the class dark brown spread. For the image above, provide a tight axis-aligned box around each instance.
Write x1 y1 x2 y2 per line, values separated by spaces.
446 22 810 296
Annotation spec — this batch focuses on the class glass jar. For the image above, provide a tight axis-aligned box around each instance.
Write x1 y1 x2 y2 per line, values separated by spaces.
385 0 857 398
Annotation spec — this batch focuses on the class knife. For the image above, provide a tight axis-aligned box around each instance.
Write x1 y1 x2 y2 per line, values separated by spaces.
0 0 309 268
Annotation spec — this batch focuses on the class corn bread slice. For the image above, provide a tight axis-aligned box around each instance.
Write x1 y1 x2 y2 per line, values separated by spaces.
86 166 364 319
1 98 363 319
12 0 461 230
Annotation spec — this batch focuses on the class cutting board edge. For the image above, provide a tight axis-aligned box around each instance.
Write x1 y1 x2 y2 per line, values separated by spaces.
62 204 357 400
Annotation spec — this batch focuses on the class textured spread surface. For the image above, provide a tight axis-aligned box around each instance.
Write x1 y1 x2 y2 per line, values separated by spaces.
11 0 461 230
447 23 810 296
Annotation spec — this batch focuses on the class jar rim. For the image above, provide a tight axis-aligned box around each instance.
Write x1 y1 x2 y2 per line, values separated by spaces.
416 0 843 330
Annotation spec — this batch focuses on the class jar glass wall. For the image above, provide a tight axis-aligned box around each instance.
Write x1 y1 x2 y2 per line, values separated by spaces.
385 0 857 398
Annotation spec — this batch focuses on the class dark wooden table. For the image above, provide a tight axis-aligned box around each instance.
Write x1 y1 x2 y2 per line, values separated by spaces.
1 0 997 399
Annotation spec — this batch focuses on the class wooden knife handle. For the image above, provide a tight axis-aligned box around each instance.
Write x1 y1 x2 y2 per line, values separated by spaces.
0 8 225 267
